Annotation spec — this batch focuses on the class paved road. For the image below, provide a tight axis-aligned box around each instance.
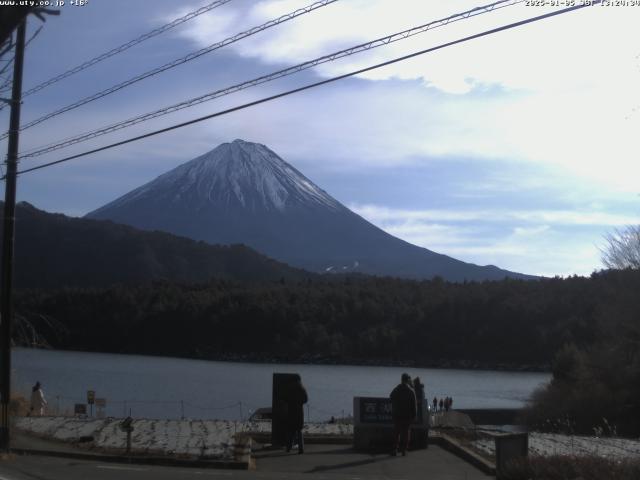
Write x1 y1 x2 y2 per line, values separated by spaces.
254 443 491 479
0 444 491 480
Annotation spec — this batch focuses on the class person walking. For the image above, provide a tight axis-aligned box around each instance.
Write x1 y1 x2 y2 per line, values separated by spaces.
30 381 47 416
285 374 308 454
390 373 417 456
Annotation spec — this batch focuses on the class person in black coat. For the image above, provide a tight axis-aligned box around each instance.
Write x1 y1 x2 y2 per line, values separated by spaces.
286 374 308 454
390 373 417 456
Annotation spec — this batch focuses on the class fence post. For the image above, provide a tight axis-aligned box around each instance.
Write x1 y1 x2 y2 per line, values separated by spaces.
495 433 528 479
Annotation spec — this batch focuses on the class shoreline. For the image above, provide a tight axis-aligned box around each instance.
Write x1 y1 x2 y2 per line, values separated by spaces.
15 346 550 373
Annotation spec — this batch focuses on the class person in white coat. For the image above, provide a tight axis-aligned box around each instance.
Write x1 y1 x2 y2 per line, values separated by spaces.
30 381 47 416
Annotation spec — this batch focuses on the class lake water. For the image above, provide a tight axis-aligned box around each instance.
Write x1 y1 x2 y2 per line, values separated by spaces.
12 348 550 421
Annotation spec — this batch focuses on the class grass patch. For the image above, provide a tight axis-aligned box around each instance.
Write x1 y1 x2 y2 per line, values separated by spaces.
500 454 640 480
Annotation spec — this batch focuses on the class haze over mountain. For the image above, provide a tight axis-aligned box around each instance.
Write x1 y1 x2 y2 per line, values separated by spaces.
87 140 534 281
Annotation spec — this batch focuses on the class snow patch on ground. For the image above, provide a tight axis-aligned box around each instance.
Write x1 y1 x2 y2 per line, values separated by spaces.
14 417 354 459
20 416 640 462
473 432 640 460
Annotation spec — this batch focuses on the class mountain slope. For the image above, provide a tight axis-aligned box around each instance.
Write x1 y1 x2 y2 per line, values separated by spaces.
3 202 311 289
87 139 534 281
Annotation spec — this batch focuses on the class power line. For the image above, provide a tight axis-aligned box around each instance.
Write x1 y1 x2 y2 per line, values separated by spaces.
24 24 43 49
0 25 42 79
0 37 14 59
0 26 43 97
0 0 234 107
20 0 524 160
1 0 339 139
0 76 12 94
0 36 15 93
0 54 15 79
14 1 600 178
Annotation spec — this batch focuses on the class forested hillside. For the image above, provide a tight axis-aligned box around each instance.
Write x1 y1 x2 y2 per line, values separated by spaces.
15 269 640 371
1 202 311 288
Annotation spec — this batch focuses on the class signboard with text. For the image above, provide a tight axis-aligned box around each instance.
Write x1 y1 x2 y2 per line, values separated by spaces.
353 396 429 451
354 396 425 425
359 397 393 424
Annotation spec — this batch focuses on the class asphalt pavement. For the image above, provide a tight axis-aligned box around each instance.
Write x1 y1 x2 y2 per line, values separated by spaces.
0 441 492 480
254 443 492 479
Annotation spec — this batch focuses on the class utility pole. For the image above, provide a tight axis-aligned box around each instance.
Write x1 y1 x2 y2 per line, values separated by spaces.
0 18 26 452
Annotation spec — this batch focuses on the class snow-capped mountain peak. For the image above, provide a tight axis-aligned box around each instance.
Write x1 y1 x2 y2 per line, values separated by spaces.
102 139 340 214
87 140 534 281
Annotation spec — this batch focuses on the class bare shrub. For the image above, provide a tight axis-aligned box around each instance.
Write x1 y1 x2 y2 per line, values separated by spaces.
500 455 640 480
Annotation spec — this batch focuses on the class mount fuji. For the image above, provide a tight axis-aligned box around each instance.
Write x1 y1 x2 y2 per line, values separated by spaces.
86 139 533 281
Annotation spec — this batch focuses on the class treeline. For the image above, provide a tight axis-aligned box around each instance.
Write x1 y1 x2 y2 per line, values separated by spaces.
14 269 640 372
524 339 640 436
519 268 640 436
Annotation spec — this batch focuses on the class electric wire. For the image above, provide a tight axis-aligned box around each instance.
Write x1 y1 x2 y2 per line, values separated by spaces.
0 36 16 94
0 53 15 79
0 37 14 59
0 0 339 140
0 0 234 106
13 1 600 178
24 25 43 49
0 76 11 95
0 26 43 87
20 0 524 159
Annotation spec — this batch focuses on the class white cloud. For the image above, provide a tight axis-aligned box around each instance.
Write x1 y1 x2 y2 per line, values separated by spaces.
171 1 640 191
169 7 239 48
350 204 640 227
349 203 639 276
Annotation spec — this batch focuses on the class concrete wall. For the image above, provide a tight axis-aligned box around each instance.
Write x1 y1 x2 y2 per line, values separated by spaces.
457 409 522 425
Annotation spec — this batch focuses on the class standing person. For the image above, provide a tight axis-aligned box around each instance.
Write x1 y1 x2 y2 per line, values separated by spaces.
30 381 47 416
285 374 308 454
439 398 444 412
413 377 425 422
413 377 425 402
432 396 438 414
390 373 417 456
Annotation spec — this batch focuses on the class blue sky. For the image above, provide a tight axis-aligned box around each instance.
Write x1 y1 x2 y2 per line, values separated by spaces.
2 0 639 277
